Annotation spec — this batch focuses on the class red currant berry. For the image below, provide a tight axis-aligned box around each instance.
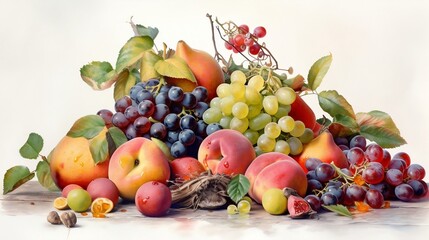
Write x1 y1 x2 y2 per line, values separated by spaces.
253 26 267 38
248 44 261 55
238 24 249 34
233 34 245 47
244 37 254 46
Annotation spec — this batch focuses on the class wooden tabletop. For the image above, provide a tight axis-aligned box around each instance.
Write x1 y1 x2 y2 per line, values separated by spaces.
1 181 428 240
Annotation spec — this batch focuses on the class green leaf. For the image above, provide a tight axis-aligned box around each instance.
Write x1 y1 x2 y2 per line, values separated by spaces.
116 36 154 73
329 114 360 137
154 56 197 83
318 90 356 119
3 166 35 194
89 130 109 164
307 54 332 91
106 127 128 157
227 174 250 204
134 24 159 39
322 204 353 218
67 115 105 139
80 61 119 90
140 51 162 81
19 133 43 159
36 161 59 191
113 69 137 101
357 111 406 148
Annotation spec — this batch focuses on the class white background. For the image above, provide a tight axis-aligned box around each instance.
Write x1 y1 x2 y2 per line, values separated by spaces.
1 0 429 182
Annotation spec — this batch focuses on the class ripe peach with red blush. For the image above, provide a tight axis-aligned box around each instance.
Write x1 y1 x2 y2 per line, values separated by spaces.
170 157 205 181
135 181 172 217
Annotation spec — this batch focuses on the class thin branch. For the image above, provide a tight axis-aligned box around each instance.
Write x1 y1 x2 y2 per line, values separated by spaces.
206 14 228 68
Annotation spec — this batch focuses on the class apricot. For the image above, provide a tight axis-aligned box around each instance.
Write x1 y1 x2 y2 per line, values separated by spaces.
198 129 256 175
245 152 307 204
135 181 172 217
50 133 110 190
86 178 120 206
174 40 224 100
296 131 349 172
170 157 206 181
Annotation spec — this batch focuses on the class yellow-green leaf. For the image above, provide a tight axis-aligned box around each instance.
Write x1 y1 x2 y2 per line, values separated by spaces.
80 61 119 90
89 131 109 164
357 111 407 148
322 204 353 218
307 54 332 91
116 36 154 73
67 115 105 139
36 161 59 191
140 51 162 81
154 56 196 83
113 70 138 101
3 166 35 194
318 90 356 119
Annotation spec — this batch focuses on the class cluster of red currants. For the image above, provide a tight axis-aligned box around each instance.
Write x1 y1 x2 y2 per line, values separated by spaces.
224 24 267 56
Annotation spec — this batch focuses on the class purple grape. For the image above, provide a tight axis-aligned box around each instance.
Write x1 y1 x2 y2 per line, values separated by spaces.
385 169 403 186
152 104 170 122
305 157 322 171
164 113 180 131
181 93 197 109
365 189 384 209
395 183 414 201
170 141 187 158
97 109 113 127
349 135 366 150
206 123 223 135
346 184 366 202
306 179 323 195
124 106 139 122
406 164 426 181
305 195 321 211
168 86 184 102
321 192 338 205
136 89 154 103
407 180 428 197
180 115 197 131
192 86 208 102
125 124 137 140
315 163 335 183
178 129 196 146
150 122 167 140
137 100 155 117
112 112 129 129
133 116 151 134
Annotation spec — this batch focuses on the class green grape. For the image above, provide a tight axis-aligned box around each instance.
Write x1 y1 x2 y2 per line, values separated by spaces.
290 120 305 137
275 87 296 105
262 95 278 115
275 140 290 155
264 122 281 139
230 117 249 133
287 137 303 155
274 104 291 118
216 83 231 98
247 104 263 119
244 129 259 145
220 96 235 116
254 146 264 156
257 134 276 152
219 116 232 129
248 75 265 92
249 113 272 131
299 128 314 144
237 200 251 214
232 102 249 119
227 204 238 215
278 116 295 132
245 86 262 105
230 82 245 99
210 97 221 108
202 107 222 124
230 70 247 84
240 196 253 204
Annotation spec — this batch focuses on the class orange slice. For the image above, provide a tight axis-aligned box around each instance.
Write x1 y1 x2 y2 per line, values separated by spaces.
53 197 68 210
90 197 114 218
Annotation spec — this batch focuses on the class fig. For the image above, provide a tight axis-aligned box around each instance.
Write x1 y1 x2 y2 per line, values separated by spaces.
284 187 317 219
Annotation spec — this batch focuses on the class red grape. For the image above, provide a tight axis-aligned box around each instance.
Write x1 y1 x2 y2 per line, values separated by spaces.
406 164 426 180
394 183 414 201
347 147 366 166
365 143 383 163
392 152 411 166
385 169 404 186
365 189 384 209
362 162 384 184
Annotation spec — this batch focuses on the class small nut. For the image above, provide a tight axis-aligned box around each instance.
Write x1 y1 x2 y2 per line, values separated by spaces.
60 212 77 228
47 211 61 225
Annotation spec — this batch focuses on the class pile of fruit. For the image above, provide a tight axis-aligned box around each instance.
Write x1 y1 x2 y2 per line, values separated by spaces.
3 15 427 221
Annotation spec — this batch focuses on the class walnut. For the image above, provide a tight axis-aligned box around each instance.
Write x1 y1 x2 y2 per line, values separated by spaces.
60 212 77 228
47 211 62 225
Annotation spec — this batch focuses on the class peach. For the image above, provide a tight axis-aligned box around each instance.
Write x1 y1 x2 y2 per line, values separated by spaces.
86 177 120 206
174 40 224 100
108 137 170 201
50 133 110 190
135 181 172 217
170 157 206 181
296 131 349 172
245 152 307 204
198 129 256 175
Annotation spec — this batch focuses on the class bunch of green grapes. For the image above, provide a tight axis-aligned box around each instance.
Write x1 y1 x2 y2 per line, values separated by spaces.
202 70 314 156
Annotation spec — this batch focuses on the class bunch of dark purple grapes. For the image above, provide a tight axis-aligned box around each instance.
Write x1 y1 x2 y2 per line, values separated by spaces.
303 134 427 212
97 79 223 158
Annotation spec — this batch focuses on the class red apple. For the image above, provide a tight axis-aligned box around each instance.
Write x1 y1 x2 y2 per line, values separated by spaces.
135 181 172 217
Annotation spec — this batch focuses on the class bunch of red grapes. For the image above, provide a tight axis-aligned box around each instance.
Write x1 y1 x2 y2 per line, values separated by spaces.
304 135 427 212
224 24 267 56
